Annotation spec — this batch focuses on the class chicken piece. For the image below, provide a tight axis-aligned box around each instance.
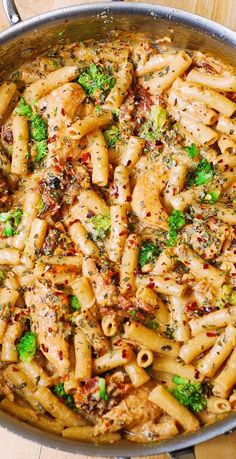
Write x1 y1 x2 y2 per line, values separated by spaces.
25 281 70 376
83 257 118 307
37 82 85 164
181 217 229 259
125 417 178 443
94 384 161 435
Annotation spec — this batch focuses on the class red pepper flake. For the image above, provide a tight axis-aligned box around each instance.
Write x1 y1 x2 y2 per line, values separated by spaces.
59 350 63 361
48 134 57 143
148 281 155 289
41 343 49 353
61 107 66 116
203 263 209 269
122 349 128 359
12 366 19 372
146 211 151 217
206 331 217 337
81 152 91 164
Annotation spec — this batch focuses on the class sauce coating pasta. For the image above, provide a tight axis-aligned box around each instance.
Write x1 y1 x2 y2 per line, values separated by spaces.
0 34 235 445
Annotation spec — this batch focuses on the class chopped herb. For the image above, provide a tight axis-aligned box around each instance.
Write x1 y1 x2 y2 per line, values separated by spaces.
171 375 207 413
140 106 167 141
52 382 75 409
202 189 220 203
165 324 174 340
77 63 115 100
146 318 159 330
166 210 186 247
98 377 108 401
14 97 32 118
90 214 111 239
17 332 37 362
0 208 23 237
104 125 121 148
185 143 199 159
194 158 214 186
138 240 160 267
69 295 81 312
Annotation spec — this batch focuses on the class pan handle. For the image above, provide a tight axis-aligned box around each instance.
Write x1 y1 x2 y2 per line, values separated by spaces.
3 0 21 25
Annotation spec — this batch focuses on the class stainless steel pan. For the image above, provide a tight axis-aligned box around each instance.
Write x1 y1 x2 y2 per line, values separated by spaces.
0 1 236 457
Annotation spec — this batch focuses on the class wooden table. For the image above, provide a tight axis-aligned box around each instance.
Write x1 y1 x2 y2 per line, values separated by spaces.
0 1 235 458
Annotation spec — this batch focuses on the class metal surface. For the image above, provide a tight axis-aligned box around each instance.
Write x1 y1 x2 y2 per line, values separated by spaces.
0 0 236 457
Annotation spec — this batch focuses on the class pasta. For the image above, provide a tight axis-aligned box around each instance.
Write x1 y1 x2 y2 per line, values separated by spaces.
0 33 235 446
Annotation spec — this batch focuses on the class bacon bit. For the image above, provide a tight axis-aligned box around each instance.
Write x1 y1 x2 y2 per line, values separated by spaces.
206 331 217 337
61 107 66 116
81 152 91 164
48 134 57 143
203 263 209 269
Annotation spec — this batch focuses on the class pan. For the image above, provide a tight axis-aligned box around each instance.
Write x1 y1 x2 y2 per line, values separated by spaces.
0 1 236 457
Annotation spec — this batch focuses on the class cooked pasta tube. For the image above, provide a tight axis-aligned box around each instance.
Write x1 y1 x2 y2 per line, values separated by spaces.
153 356 203 382
136 53 175 77
11 115 28 175
24 65 80 102
168 295 191 342
125 416 179 443
141 51 192 94
4 365 43 413
123 322 180 358
82 256 116 307
67 221 99 257
74 328 92 380
124 352 150 387
0 82 17 120
75 309 110 355
18 360 51 387
105 61 133 109
0 399 64 435
3 272 20 291
136 274 187 297
197 325 236 377
101 315 118 337
108 204 128 263
113 165 131 208
136 286 170 332
0 288 19 343
207 397 231 414
120 234 140 294
93 345 132 374
179 331 218 363
189 306 236 336
169 186 205 211
120 136 145 168
172 78 236 117
211 203 236 225
167 89 218 125
148 385 199 431
229 392 236 410
88 129 109 187
71 276 95 310
66 111 113 140
62 426 121 443
136 349 154 368
12 192 41 251
164 165 188 208
168 106 218 146
213 348 236 398
216 115 236 141
78 189 109 216
186 69 236 92
151 249 175 276
218 133 236 155
174 244 226 288
1 308 24 362
34 387 84 426
0 248 20 265
21 218 47 268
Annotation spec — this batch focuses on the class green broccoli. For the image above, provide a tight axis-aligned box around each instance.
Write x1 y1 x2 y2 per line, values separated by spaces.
166 210 186 247
98 377 108 401
0 208 23 237
202 189 220 204
14 97 33 118
171 375 207 413
194 158 214 186
17 332 37 362
52 382 75 409
35 140 48 162
77 63 115 99
140 106 167 141
69 295 81 312
138 240 160 267
185 143 199 159
30 114 47 141
104 125 121 148
90 214 111 239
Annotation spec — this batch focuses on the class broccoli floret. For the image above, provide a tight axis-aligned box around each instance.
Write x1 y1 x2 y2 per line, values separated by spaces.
140 106 167 141
90 214 111 239
194 158 214 186
202 189 220 204
104 125 121 148
171 375 207 413
166 210 186 247
17 332 37 362
0 208 23 237
35 140 48 162
138 240 160 267
14 97 33 118
30 114 47 141
98 377 108 401
185 143 199 159
77 63 115 99
69 295 81 312
52 382 75 409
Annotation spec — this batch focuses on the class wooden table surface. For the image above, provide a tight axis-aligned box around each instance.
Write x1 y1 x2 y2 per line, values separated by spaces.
0 1 235 458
